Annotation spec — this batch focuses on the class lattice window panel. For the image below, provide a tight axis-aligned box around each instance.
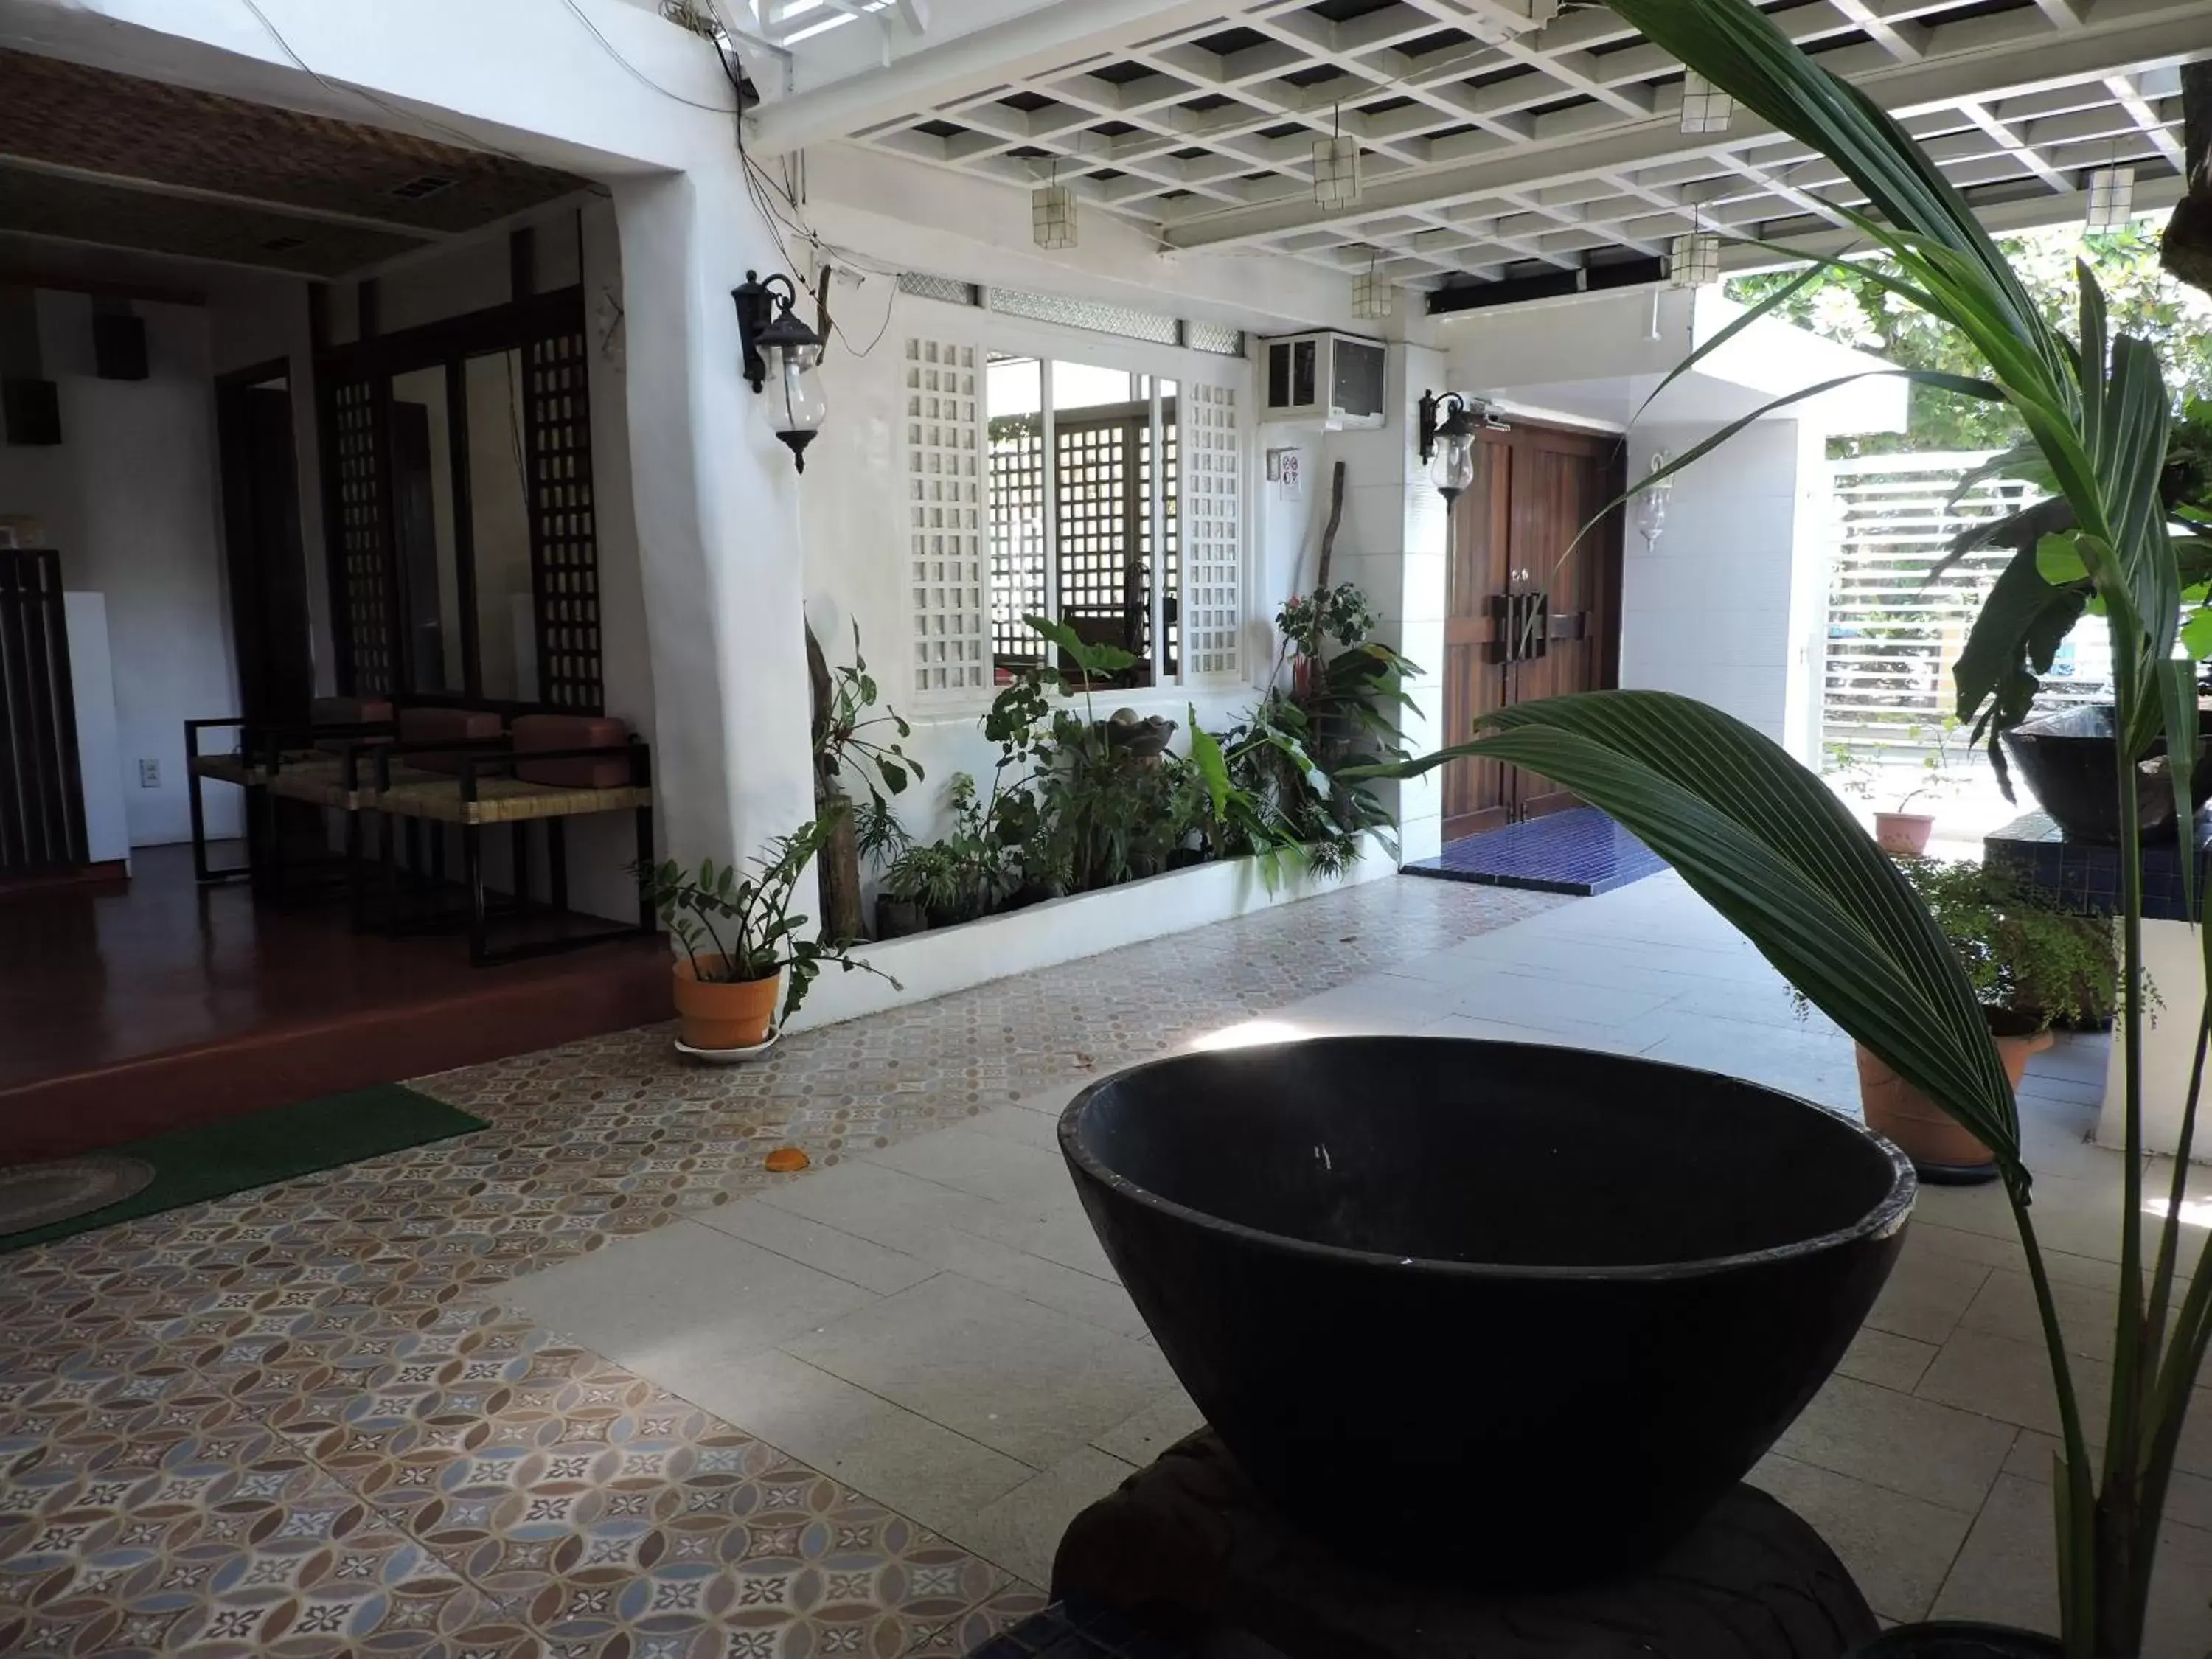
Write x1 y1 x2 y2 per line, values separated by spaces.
905 336 987 697
329 377 393 695
1161 401 1180 678
522 330 602 712
1179 380 1241 678
1054 412 1150 662
989 414 1046 667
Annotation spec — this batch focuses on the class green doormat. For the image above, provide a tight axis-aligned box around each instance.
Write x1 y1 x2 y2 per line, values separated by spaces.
0 1085 488 1253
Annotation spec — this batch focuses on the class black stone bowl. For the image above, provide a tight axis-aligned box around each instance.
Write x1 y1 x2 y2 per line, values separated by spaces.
2002 703 2212 844
1060 1037 1915 1587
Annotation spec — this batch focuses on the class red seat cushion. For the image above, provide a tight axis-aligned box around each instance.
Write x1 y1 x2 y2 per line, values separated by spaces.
397 706 503 775
512 714 633 789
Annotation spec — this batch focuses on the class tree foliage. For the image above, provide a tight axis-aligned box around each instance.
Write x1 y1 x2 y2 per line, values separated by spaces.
1730 220 2212 455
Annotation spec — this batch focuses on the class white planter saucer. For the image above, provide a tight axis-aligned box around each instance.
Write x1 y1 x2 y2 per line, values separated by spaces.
674 1029 782 1065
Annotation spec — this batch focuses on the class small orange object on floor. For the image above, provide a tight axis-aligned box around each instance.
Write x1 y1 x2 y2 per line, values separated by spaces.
763 1147 810 1173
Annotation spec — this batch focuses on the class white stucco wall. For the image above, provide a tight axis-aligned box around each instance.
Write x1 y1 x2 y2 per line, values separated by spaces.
1 292 240 846
1621 420 1829 760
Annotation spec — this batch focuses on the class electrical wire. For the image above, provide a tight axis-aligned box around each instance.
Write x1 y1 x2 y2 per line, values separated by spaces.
553 0 740 114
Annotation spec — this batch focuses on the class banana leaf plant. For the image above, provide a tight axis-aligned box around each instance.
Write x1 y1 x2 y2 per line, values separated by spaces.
1371 1 2211 1650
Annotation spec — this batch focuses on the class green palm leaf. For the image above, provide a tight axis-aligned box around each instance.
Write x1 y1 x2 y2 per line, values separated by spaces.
1373 692 2019 1160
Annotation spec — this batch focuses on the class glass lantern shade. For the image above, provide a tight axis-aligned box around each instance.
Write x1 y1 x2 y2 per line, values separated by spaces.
1429 428 1477 505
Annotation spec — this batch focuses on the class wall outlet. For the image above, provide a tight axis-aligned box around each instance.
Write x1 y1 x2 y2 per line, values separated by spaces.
139 758 160 788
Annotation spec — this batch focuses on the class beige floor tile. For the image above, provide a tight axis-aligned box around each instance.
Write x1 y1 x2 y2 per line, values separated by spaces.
940 1447 1138 1589
1750 1451 1975 1623
1089 1387 1206 1467
1837 1326 1941 1394
757 1158 990 1254
661 1349 1032 1531
927 1231 1149 1338
692 1194 937 1295
863 1126 1076 1211
964 1102 1068 1152
1902 1218 2125 1295
1775 1373 2017 1512
2004 1430 2212 1533
1931 1472 2212 1652
1865 1245 1992 1346
786 1272 1178 1468
489 1217 880 1373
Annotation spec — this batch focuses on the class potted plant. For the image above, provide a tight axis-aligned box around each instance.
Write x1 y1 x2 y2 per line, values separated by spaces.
1825 718 1964 855
804 622 921 942
1804 858 2118 1183
637 820 898 1051
1374 1 2212 1649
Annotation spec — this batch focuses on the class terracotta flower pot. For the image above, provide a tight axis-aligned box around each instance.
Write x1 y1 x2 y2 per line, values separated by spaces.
1874 810 1935 855
672 956 782 1051
1854 1029 2053 1183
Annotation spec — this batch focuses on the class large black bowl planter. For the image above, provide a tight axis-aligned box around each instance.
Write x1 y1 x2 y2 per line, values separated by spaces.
1848 1623 2062 1657
1060 1037 1916 1587
2003 703 2212 844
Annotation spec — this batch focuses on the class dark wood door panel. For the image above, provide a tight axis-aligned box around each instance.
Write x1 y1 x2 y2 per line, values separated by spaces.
1441 420 1625 838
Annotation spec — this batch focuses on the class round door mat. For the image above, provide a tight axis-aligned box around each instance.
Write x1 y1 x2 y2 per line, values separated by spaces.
0 1155 158 1236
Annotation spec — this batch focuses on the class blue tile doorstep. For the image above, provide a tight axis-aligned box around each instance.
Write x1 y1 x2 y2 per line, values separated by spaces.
1402 807 1668 898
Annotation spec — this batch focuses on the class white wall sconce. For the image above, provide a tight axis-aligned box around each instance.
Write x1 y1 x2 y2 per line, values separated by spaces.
1313 115 1362 211
2084 166 2135 231
1417 390 1507 509
1636 451 1675 548
1680 71 1733 135
731 269 827 473
1669 231 1722 288
1032 165 1078 250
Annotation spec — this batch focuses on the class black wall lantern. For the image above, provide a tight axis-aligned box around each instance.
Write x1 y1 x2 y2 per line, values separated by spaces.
1416 389 1506 509
732 269 827 472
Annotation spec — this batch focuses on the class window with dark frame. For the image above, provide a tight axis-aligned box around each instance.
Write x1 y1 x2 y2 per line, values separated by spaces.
319 293 602 714
986 354 1182 689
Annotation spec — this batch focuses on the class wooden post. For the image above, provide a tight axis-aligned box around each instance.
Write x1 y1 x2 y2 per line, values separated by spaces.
2163 62 2212 299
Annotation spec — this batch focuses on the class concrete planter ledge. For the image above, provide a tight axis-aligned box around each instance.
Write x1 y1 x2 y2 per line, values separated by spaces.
787 845 1398 1032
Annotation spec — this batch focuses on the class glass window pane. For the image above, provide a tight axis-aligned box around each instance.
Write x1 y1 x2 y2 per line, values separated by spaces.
387 364 462 695
987 354 1046 679
465 350 536 702
1049 359 1154 689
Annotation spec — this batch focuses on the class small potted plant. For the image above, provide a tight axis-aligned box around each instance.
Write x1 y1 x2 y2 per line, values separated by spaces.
1808 856 2118 1183
1825 718 1964 855
637 820 899 1053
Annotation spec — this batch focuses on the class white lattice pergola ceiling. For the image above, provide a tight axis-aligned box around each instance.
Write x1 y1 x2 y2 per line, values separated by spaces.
748 0 2205 296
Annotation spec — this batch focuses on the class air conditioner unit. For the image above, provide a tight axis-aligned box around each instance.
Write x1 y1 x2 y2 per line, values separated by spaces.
1259 331 1388 428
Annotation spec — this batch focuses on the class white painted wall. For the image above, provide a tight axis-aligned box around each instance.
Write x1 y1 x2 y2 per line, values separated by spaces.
1 292 240 846
62 592 132 866
1621 420 1826 759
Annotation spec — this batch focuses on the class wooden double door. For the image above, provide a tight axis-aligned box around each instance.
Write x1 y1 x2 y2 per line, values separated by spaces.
1441 420 1626 843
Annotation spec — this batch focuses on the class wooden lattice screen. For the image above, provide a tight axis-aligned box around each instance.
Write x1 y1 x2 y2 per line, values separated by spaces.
989 415 1046 666
1054 407 1153 661
327 376 394 696
521 329 602 712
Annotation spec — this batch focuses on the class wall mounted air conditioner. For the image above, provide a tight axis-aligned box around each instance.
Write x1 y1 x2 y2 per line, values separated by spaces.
1259 331 1387 429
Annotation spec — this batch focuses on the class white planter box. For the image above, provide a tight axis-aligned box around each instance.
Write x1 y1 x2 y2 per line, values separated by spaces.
786 845 1397 1033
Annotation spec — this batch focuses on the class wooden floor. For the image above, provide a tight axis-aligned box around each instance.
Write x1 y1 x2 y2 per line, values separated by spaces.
0 842 669 1163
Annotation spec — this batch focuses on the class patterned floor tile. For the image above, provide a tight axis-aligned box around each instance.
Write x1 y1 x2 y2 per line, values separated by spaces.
0 877 1557 1655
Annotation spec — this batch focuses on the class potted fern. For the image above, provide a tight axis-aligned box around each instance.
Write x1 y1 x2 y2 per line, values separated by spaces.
637 819 898 1052
1826 858 2118 1183
1377 2 2212 1650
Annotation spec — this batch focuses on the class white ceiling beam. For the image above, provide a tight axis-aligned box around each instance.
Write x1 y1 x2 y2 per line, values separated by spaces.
748 0 1228 153
1160 7 2212 251
1826 0 1930 63
2026 0 2087 28
2103 73 2186 167
1954 99 2071 192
